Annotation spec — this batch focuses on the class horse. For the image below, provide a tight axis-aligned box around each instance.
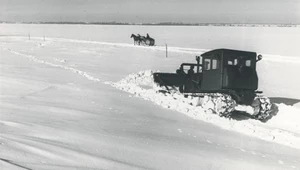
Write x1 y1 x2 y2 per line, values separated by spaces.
130 34 141 45
144 33 155 46
146 37 155 46
138 34 147 45
137 34 154 46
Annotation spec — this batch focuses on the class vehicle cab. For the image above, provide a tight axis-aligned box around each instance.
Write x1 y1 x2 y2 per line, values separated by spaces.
200 49 259 91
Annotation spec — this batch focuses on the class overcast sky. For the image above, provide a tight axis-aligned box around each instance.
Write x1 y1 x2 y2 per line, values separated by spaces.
0 0 299 24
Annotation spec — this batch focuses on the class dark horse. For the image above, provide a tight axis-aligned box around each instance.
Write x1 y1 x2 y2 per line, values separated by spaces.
145 33 155 46
130 34 141 45
139 33 155 46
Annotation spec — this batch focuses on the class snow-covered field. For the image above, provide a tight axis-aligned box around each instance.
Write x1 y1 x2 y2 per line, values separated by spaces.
0 24 300 170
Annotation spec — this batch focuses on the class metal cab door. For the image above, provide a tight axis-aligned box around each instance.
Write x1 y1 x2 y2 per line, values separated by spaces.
200 56 222 91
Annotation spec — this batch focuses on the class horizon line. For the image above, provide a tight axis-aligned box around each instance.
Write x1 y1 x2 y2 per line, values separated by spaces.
0 21 299 27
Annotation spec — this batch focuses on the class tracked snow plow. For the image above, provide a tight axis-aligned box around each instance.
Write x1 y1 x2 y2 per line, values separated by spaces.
153 49 275 122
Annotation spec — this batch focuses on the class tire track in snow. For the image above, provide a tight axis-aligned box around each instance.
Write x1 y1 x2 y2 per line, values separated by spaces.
6 49 112 85
0 158 33 170
1 134 150 170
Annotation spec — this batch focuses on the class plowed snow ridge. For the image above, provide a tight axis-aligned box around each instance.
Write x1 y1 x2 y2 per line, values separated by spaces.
112 70 300 150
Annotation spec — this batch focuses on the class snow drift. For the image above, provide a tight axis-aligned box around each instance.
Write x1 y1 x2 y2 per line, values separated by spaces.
112 70 300 149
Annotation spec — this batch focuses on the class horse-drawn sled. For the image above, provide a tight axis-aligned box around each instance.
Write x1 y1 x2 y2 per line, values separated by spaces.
131 33 155 46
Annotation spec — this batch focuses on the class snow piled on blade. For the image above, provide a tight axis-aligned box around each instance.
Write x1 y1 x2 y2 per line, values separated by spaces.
112 70 300 150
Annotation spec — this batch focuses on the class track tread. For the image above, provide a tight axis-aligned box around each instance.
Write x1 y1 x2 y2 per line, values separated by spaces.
253 96 274 122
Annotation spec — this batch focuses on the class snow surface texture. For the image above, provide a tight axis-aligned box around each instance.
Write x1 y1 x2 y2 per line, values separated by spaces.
1 24 300 169
112 70 300 149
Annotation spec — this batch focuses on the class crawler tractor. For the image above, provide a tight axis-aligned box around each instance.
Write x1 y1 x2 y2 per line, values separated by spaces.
153 49 274 121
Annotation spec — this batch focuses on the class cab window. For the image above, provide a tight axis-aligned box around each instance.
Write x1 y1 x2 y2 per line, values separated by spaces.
228 58 238 65
245 60 251 67
204 58 211 70
212 59 218 69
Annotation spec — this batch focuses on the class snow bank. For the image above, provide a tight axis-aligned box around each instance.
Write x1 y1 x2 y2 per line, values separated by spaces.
112 70 300 150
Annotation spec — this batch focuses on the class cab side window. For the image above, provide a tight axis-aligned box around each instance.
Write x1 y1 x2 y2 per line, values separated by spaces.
212 59 218 69
204 58 211 70
245 60 251 67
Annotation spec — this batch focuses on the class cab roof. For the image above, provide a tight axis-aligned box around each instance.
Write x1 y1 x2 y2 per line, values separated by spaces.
201 49 257 58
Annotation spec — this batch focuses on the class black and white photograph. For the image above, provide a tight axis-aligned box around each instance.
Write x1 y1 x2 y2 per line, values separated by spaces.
0 0 299 169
